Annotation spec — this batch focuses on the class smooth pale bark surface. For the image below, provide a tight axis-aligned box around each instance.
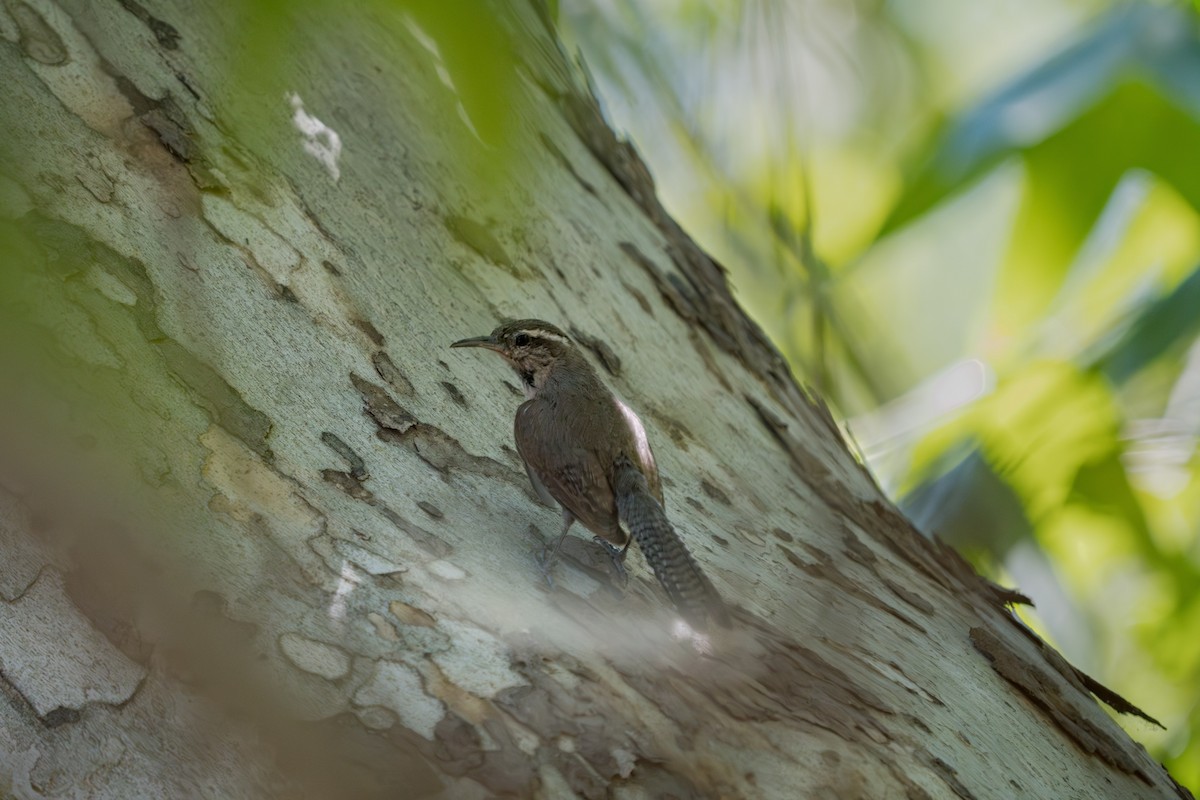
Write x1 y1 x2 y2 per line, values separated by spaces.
0 1 1189 798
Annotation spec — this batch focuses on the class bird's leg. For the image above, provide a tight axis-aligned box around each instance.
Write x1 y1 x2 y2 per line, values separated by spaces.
592 536 630 585
535 510 575 587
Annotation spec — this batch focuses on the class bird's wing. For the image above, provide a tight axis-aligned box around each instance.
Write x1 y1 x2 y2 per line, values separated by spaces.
523 457 558 507
515 399 623 543
612 394 663 505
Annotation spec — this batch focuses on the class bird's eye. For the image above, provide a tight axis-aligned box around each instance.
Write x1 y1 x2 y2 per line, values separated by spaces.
514 333 530 347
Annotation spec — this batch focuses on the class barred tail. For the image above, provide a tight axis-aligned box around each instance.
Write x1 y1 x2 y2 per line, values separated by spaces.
614 465 730 629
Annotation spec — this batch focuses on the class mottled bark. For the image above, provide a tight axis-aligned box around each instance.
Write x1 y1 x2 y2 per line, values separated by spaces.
0 1 1189 798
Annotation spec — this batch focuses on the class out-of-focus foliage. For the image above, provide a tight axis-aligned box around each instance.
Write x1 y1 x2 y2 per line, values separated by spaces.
562 0 1200 787
223 0 533 200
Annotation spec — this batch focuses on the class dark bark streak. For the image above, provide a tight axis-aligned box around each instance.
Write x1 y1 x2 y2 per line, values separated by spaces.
321 468 450 558
970 626 1190 799
117 0 181 49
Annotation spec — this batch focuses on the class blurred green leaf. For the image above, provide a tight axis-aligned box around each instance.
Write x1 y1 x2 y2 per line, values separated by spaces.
991 81 1200 334
901 447 1032 560
403 0 524 149
885 5 1200 231
1094 262 1200 384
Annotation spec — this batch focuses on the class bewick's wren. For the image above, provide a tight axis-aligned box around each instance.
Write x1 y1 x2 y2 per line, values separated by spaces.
452 319 729 629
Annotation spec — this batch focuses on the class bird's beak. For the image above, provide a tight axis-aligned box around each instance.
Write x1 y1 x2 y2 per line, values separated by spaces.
450 334 502 352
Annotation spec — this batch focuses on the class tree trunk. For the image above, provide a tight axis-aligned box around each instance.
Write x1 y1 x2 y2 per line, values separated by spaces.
0 1 1189 798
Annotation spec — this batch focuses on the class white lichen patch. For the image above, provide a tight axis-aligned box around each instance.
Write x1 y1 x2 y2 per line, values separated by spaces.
287 93 342 182
426 560 466 582
278 632 351 680
430 620 524 697
354 661 444 740
0 571 145 716
201 193 301 279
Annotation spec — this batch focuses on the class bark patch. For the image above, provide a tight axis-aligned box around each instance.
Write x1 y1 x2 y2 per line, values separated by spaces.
117 0 181 49
354 317 384 345
432 712 536 796
497 651 646 797
444 215 518 276
969 626 1169 790
538 131 599 200
416 501 443 520
699 478 731 506
778 543 926 633
165 341 274 459
371 350 415 395
320 431 367 480
10 2 67 65
321 469 451 558
352 373 523 490
0 571 145 719
568 326 621 376
439 380 468 408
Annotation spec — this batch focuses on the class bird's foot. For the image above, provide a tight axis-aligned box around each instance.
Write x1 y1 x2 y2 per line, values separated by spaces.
592 537 629 586
534 547 557 588
535 534 569 588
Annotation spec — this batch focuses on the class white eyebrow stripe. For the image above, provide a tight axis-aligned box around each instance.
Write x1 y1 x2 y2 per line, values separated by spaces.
519 329 571 345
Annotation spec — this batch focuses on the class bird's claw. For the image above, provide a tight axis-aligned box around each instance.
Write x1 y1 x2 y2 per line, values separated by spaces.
592 537 629 586
534 545 558 588
536 536 626 590
536 532 570 589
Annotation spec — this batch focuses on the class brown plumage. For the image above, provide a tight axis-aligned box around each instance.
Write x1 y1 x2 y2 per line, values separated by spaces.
452 319 729 628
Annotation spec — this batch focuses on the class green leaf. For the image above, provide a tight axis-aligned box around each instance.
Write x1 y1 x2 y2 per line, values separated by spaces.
901 447 1032 562
884 4 1200 237
1094 261 1200 384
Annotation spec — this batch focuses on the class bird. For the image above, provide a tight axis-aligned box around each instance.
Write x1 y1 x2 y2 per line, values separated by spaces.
451 318 729 629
